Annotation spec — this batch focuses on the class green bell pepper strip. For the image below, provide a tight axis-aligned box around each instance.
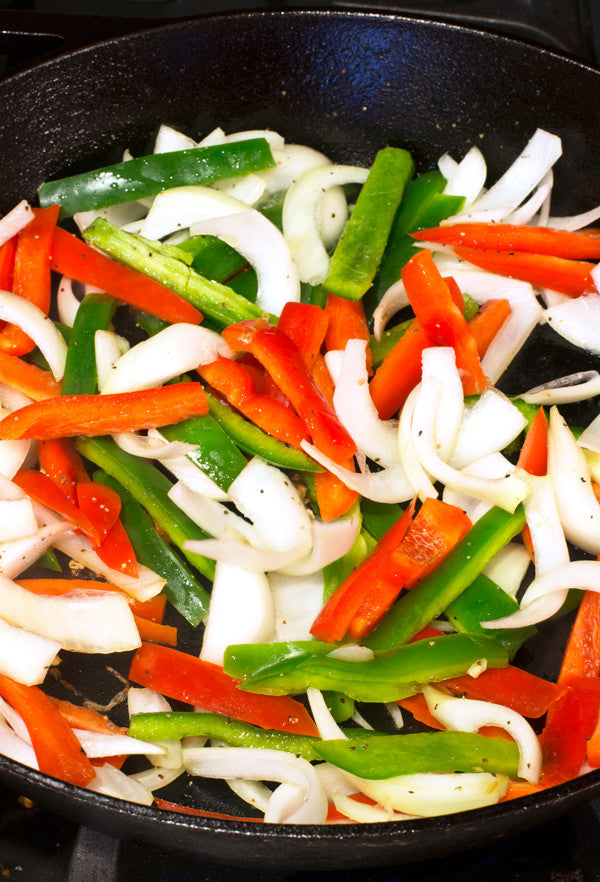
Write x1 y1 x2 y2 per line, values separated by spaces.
38 138 276 217
161 415 248 493
179 235 248 283
135 311 170 338
128 711 376 760
225 634 509 703
364 505 527 653
60 293 117 396
445 572 536 657
323 147 414 301
93 470 209 627
323 529 370 602
76 436 215 583
314 731 520 780
323 691 356 723
83 219 265 328
359 499 406 542
205 391 321 472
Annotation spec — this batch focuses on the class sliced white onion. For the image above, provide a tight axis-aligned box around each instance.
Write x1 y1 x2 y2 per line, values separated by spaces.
307 686 345 741
190 210 300 316
95 330 125 392
0 497 37 543
480 296 543 385
503 170 554 226
0 576 141 653
0 383 32 414
483 559 600 629
225 778 272 813
128 687 183 770
397 385 438 501
211 174 267 206
200 562 275 666
183 745 328 824
183 538 307 574
0 523 70 579
156 450 229 502
547 203 600 232
547 405 600 555
0 715 37 768
421 347 464 462
423 686 541 784
0 617 59 685
74 202 148 234
450 128 562 224
75 729 166 759
87 763 154 806
523 475 569 577
449 388 528 470
139 185 247 241
483 542 532 598
57 277 82 327
431 258 537 309
0 201 33 247
519 371 600 405
545 292 600 355
412 378 529 512
282 164 369 285
130 766 184 792
102 323 231 394
441 146 487 207
154 123 197 153
168 481 258 545
442 453 515 523
0 292 67 380
333 339 401 467
112 431 196 462
578 413 600 454
277 511 361 576
198 127 285 151
372 279 409 339
270 570 326 641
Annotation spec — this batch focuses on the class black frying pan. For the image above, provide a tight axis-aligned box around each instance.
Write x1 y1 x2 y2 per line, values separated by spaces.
1 9 600 871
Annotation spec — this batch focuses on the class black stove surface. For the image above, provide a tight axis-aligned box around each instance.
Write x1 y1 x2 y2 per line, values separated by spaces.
0 1 599 880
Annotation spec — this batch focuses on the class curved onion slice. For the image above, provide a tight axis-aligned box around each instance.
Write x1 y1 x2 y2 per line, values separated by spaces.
199 127 285 151
154 123 197 153
282 164 369 285
0 497 37 543
307 686 345 741
87 763 154 806
442 453 514 523
579 413 600 454
183 746 328 824
75 729 166 759
412 379 529 511
523 474 570 577
190 210 300 316
200 562 275 666
0 618 59 685
449 128 562 224
270 570 326 641
545 293 600 356
277 510 361 576
449 388 527 470
483 541 532 598
156 451 229 502
504 170 554 226
0 715 37 768
0 523 70 579
102 323 231 394
57 277 82 327
0 201 34 247
372 279 409 340
397 385 438 501
95 330 125 392
0 292 67 380
113 431 195 462
441 146 487 207
0 576 141 653
547 406 600 555
519 371 600 405
128 687 183 770
140 185 247 241
480 296 543 385
333 339 401 467
423 686 541 784
421 347 464 462
483 559 600 629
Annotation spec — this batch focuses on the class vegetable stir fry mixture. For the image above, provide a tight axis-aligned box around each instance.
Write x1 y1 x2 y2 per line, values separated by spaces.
1 124 600 824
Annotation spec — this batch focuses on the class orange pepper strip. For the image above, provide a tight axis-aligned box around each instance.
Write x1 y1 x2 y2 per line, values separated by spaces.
324 293 373 375
0 674 95 787
401 249 488 395
453 245 595 297
154 796 262 823
37 438 89 503
0 381 208 440
51 227 203 325
0 352 61 401
467 298 512 357
133 614 177 646
0 205 60 356
412 222 600 259
129 642 319 737
48 696 127 735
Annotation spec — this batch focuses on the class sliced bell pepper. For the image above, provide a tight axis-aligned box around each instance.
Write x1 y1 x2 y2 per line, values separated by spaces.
442 666 564 718
0 236 17 292
324 293 372 375
517 406 548 476
61 293 117 396
453 245 595 297
37 437 89 504
0 674 95 787
51 227 203 326
539 679 600 785
0 352 61 401
412 222 600 259
0 205 60 356
161 414 248 493
92 513 139 579
132 615 177 646
49 696 127 735
467 298 511 357
276 301 328 371
558 590 600 684
128 642 319 737
368 319 435 420
0 381 208 440
401 249 488 395
314 464 360 522
223 319 357 463
199 356 310 450
13 468 102 544
365 505 527 651
75 480 121 543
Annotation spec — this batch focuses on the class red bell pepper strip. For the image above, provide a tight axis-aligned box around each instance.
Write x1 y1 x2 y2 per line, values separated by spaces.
517 406 548 477
75 480 121 543
277 301 328 370
369 319 435 420
0 382 208 440
558 590 600 684
0 236 17 292
412 222 600 259
37 437 90 504
153 796 262 823
51 227 203 325
132 614 177 646
401 249 488 395
314 460 360 522
324 293 373 375
442 666 564 718
49 696 127 735
13 468 103 544
453 245 596 297
467 298 512 356
539 679 600 785
0 674 95 787
223 319 357 464
128 642 319 737
93 514 139 578
311 352 336 405
0 205 60 356
0 352 61 401
199 356 310 449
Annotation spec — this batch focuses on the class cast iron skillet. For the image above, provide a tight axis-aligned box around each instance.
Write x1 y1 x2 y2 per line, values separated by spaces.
1 8 600 871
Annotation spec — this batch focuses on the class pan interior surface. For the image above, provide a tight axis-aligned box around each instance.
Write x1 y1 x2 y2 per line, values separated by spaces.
0 9 600 869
